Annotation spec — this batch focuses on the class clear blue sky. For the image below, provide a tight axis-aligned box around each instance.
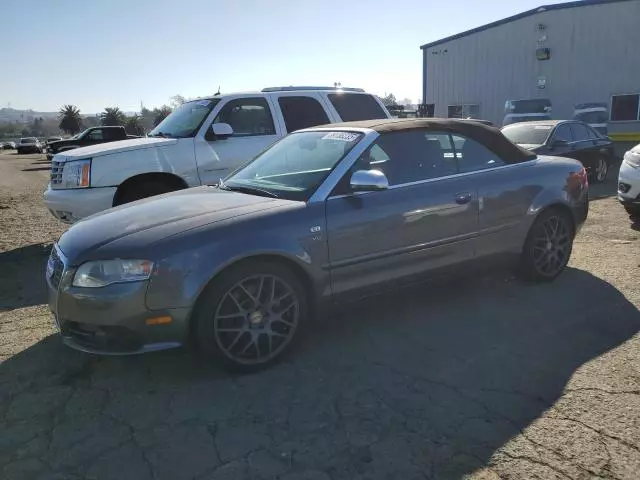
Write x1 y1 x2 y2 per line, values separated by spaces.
2 0 563 113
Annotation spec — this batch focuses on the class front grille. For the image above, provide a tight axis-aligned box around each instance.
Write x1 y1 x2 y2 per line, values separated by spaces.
50 160 64 185
48 246 64 289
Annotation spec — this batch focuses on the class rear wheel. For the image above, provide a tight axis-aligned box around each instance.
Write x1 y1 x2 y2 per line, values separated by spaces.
520 209 574 282
114 180 178 206
194 261 307 372
591 157 608 183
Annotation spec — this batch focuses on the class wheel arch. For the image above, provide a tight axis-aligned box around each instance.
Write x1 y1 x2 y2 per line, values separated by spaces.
113 172 188 206
186 253 318 341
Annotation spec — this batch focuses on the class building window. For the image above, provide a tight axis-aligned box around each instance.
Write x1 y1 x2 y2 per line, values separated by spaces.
611 94 640 122
447 104 480 119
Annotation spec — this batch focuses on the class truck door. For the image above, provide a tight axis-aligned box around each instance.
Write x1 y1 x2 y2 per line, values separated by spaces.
194 96 282 185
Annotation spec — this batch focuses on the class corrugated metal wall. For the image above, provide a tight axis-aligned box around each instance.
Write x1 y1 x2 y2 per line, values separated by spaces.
423 0 640 128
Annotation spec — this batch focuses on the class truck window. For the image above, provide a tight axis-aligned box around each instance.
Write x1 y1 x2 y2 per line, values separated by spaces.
87 129 104 141
278 96 330 133
102 128 119 140
327 93 387 122
214 98 276 137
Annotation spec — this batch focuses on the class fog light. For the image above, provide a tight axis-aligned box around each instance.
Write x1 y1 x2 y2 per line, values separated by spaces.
618 183 631 194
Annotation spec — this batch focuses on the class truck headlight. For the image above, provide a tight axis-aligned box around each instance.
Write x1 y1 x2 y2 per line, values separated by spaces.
73 259 154 288
61 159 91 188
623 149 640 168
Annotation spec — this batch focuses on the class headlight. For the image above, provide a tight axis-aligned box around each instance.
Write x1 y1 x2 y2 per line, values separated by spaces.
623 149 640 168
72 259 154 288
61 159 91 188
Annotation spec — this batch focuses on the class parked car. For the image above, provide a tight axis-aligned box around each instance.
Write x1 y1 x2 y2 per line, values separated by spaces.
573 102 609 136
17 137 43 154
501 120 614 183
46 126 140 160
43 86 391 223
618 143 640 217
1 141 16 149
46 118 588 370
503 98 552 126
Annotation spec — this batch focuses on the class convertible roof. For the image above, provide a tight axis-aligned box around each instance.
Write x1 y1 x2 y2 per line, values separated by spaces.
328 118 537 163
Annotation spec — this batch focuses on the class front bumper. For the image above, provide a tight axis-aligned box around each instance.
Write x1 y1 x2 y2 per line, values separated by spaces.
47 246 190 355
618 161 640 205
44 185 117 223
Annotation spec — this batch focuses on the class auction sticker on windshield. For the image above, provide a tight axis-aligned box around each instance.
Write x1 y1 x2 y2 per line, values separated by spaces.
321 132 360 142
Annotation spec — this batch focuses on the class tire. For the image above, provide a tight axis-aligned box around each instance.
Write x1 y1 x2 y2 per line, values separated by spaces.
624 204 640 218
193 261 308 372
520 208 574 282
114 180 177 206
591 157 608 184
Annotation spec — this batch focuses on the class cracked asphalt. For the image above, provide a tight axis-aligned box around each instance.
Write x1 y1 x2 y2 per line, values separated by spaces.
1 151 639 480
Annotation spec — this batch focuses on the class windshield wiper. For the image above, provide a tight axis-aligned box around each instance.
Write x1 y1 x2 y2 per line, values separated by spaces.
148 132 172 138
218 183 279 198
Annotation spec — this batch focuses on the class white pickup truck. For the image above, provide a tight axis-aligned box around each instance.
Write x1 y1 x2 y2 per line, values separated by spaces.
44 86 390 223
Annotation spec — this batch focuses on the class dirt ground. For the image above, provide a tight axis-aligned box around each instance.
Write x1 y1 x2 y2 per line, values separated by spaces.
0 151 639 480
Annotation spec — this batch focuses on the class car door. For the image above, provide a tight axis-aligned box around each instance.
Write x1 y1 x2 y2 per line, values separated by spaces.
569 122 597 170
194 96 282 184
453 134 540 257
325 129 479 297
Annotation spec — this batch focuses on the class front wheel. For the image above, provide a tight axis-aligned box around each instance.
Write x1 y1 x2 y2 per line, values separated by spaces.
114 180 177 206
624 204 640 219
591 157 609 183
520 209 574 282
194 261 308 372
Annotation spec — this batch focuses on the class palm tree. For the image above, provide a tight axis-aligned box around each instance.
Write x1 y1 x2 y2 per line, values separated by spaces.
101 107 126 126
153 106 173 127
124 115 145 136
58 105 83 135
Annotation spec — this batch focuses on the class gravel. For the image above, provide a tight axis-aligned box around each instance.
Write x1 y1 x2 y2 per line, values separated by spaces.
0 151 638 479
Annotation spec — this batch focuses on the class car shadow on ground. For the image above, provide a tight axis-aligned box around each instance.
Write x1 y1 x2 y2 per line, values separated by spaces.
589 164 618 200
1 267 638 479
0 243 51 311
20 167 51 172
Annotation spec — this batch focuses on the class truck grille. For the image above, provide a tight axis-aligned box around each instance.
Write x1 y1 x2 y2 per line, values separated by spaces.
47 245 65 289
50 160 64 185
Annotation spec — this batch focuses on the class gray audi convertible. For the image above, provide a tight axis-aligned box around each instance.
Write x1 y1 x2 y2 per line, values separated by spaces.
47 119 589 370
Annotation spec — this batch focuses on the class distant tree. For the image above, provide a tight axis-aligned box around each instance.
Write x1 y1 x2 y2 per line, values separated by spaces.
169 95 186 109
400 98 413 107
83 115 100 128
380 93 398 107
101 107 126 126
124 115 145 136
153 105 173 127
58 105 83 135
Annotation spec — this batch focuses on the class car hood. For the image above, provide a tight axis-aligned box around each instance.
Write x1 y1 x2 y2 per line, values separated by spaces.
57 187 297 264
54 137 178 161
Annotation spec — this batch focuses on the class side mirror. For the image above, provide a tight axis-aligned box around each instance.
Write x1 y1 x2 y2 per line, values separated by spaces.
350 169 388 192
211 123 233 140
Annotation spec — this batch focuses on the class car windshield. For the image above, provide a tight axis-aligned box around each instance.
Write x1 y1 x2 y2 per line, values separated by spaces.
149 99 219 138
21 138 36 143
502 124 553 145
573 110 608 124
224 130 363 201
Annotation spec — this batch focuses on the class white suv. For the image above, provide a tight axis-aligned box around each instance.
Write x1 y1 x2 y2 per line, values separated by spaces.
618 143 640 217
44 87 390 223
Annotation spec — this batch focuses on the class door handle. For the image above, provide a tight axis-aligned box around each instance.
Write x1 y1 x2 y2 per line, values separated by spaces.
454 192 473 205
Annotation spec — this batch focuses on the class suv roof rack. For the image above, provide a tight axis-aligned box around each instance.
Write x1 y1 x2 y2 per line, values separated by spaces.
261 86 365 93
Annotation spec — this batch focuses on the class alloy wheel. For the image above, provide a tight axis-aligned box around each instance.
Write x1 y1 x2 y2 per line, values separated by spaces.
213 274 299 365
595 158 608 182
531 215 572 277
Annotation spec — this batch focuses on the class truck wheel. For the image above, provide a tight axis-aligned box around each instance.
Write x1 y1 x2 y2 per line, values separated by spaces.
115 181 178 206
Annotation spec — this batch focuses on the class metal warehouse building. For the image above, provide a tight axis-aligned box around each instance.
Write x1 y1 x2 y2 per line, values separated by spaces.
420 0 640 140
